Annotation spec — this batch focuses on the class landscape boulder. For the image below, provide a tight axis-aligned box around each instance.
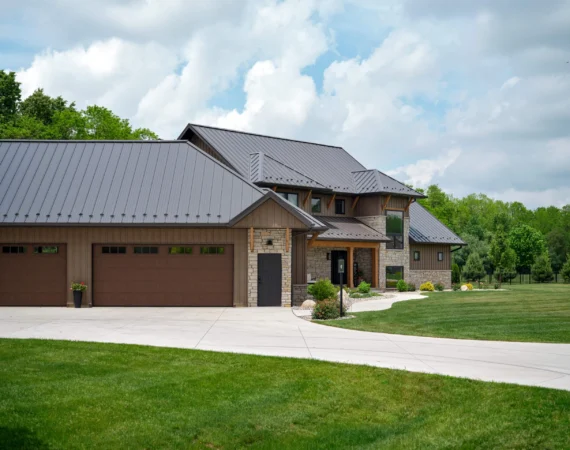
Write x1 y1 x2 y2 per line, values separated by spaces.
300 299 316 310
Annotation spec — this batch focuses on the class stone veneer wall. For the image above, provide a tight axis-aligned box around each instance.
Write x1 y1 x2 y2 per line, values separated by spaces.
409 270 452 289
292 284 309 306
306 246 347 281
248 229 291 307
354 248 372 284
357 216 410 289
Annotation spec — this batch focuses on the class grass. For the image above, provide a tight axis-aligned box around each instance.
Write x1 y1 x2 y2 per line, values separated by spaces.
322 284 570 343
1 339 569 449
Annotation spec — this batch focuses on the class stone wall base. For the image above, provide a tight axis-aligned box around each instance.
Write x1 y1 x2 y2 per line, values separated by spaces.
292 284 309 306
408 270 452 289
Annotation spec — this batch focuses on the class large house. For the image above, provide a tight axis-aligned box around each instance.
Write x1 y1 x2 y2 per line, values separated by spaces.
0 124 464 307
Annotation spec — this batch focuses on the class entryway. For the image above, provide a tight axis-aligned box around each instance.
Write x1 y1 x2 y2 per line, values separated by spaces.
257 253 282 306
330 250 347 284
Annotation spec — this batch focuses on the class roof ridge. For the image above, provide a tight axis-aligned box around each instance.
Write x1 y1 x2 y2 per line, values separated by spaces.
185 123 344 150
258 152 327 188
0 139 184 144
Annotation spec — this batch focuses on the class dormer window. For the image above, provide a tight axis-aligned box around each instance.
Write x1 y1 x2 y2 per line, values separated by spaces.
335 199 345 215
277 192 299 207
311 197 321 213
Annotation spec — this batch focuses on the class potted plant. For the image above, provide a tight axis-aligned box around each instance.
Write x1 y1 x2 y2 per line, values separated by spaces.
70 282 87 308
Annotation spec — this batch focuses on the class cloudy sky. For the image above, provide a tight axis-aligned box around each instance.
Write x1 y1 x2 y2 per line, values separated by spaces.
2 0 570 208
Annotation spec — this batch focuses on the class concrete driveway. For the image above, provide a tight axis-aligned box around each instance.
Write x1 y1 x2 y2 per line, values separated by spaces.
1 304 569 391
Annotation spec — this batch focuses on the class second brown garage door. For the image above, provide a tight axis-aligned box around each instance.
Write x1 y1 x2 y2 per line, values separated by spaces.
93 244 233 306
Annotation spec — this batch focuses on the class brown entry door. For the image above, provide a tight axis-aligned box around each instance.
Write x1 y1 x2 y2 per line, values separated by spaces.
0 244 67 306
93 245 233 306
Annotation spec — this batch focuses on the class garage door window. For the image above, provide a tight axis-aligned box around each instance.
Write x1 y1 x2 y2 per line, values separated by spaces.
34 246 59 254
134 246 158 254
169 247 193 255
200 247 225 255
2 246 26 254
102 246 127 254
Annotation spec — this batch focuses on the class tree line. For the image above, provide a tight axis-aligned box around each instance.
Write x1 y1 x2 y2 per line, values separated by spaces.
416 185 570 284
0 71 158 140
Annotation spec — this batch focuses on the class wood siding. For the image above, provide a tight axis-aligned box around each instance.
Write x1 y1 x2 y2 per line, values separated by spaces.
292 232 307 284
233 199 307 229
312 194 355 217
356 195 411 218
0 227 248 307
409 244 451 270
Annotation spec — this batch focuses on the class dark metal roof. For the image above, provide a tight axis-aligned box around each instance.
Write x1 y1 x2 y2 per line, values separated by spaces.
315 217 389 242
352 170 425 197
180 123 365 193
249 152 328 190
0 140 269 226
409 202 465 245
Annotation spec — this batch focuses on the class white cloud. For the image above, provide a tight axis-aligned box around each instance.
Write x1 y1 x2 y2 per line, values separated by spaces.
387 148 461 187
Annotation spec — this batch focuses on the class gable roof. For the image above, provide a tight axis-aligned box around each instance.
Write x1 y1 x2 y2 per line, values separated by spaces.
316 217 389 242
409 202 465 245
179 123 365 193
0 140 323 229
249 152 327 190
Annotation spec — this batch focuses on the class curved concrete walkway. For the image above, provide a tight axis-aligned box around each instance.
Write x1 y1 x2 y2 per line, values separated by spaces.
1 300 569 391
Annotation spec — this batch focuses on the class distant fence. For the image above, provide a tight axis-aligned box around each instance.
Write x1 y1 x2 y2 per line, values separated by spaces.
461 272 566 284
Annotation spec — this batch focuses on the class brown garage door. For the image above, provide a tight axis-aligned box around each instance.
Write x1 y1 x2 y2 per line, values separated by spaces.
93 244 233 306
0 244 67 306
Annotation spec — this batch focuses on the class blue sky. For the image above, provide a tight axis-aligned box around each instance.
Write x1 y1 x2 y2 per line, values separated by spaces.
3 0 570 207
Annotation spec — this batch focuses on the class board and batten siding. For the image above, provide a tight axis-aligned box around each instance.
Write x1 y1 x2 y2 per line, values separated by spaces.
233 199 307 229
0 227 248 307
409 244 451 271
356 195 411 218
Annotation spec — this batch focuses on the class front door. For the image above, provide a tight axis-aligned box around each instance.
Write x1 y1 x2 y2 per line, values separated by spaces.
331 250 347 285
258 254 282 306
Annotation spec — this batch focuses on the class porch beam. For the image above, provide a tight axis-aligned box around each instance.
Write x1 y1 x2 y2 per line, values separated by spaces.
371 245 379 288
327 193 336 209
382 194 391 212
303 190 312 207
308 232 320 248
272 186 277 192
351 196 360 210
347 246 354 288
308 240 381 249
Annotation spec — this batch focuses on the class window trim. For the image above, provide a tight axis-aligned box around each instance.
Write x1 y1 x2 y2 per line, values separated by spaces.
311 197 321 213
334 198 345 215
438 251 444 262
413 250 420 261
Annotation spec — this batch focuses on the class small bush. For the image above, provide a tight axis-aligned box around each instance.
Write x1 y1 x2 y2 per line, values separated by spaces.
420 282 434 292
312 299 345 320
357 281 371 294
407 283 416 292
494 283 500 289
434 282 444 291
465 283 473 291
396 279 408 292
308 279 337 301
452 283 461 291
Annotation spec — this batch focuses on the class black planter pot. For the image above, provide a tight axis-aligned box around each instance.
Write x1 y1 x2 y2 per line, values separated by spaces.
73 291 83 308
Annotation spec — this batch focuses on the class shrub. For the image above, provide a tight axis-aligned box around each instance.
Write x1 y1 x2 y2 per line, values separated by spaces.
312 299 345 320
465 283 473 291
420 282 434 292
494 283 500 289
451 263 461 284
434 282 444 291
70 282 87 292
308 279 337 301
532 253 554 283
562 256 570 283
407 283 416 292
396 279 408 292
452 283 461 291
357 281 371 294
462 253 486 282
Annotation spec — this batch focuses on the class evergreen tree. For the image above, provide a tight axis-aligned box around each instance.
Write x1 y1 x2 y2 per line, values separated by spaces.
462 253 486 282
561 256 570 283
451 263 461 284
531 253 554 283
490 223 517 287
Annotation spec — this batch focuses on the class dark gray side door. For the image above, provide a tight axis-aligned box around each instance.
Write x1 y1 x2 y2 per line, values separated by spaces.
258 254 282 306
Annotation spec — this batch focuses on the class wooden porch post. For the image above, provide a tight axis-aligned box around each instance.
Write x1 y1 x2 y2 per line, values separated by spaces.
371 245 379 288
347 246 354 288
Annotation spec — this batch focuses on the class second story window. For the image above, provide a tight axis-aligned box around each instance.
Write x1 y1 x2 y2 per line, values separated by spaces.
335 199 345 215
386 210 404 249
277 192 299 207
311 197 321 213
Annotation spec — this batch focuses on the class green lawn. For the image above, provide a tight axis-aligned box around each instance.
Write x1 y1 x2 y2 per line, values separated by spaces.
1 340 570 449
323 284 570 343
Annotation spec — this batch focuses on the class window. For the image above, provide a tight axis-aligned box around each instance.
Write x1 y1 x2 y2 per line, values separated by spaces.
277 192 299 207
200 247 225 255
311 197 321 213
2 246 26 254
438 252 444 262
335 199 345 215
386 210 404 249
34 246 58 254
386 266 404 289
169 247 193 255
413 250 420 261
134 246 158 254
102 246 126 254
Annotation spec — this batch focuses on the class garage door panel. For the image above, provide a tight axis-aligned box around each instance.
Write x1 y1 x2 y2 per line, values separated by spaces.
0 244 67 306
93 244 233 306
